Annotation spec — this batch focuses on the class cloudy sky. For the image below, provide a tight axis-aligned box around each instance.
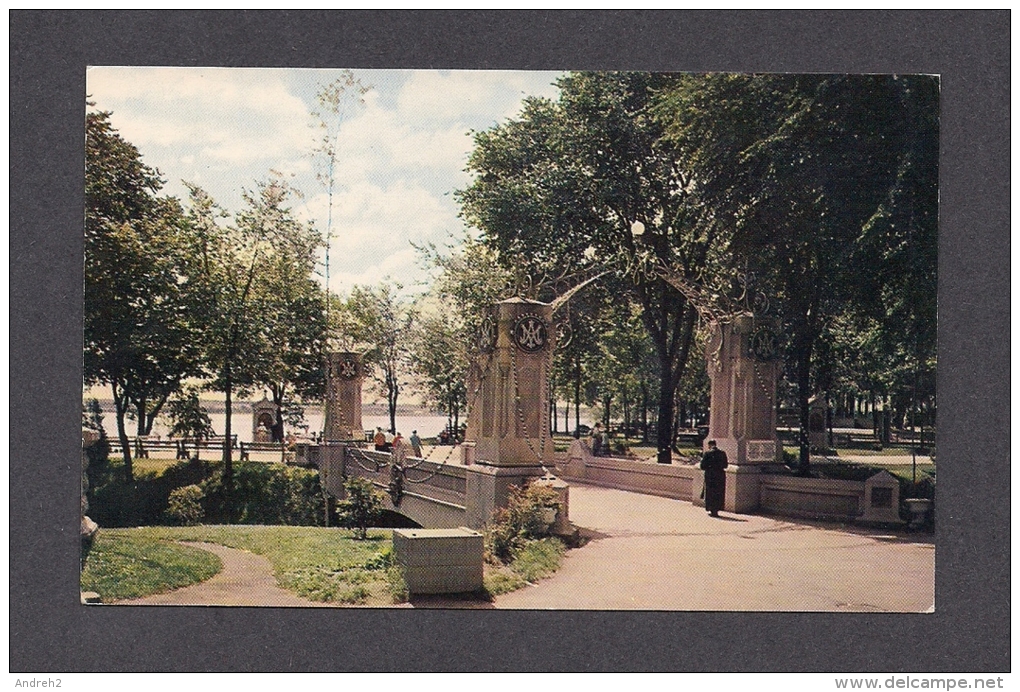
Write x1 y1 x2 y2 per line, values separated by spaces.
86 67 564 296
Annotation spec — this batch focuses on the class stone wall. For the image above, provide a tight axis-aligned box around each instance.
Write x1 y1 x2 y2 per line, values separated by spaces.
759 470 902 524
559 440 902 525
759 475 863 520
556 440 698 501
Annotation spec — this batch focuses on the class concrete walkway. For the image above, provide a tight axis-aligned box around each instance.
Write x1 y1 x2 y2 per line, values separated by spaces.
115 487 933 612
494 483 934 612
118 542 337 607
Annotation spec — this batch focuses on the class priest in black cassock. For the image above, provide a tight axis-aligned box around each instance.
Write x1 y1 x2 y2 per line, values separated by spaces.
700 439 728 517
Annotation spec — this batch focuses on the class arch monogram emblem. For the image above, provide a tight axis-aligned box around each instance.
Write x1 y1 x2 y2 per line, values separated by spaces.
338 356 359 379
749 325 778 361
478 314 496 352
513 314 548 353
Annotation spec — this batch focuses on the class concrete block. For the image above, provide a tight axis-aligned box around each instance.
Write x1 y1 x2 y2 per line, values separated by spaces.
393 527 484 594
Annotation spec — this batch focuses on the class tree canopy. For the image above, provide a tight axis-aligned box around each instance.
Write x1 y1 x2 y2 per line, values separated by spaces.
85 107 204 478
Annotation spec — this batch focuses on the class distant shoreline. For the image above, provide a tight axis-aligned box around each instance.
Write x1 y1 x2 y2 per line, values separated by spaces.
83 397 439 417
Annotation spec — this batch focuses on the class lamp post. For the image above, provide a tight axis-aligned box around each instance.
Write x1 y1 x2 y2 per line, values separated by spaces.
630 220 673 464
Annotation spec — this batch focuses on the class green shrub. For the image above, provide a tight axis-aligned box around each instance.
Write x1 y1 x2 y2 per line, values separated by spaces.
89 459 325 528
88 457 210 527
199 462 325 526
336 476 384 540
165 485 204 525
484 483 561 564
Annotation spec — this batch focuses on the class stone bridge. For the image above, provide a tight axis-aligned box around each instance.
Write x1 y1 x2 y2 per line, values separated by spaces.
315 444 472 528
306 298 899 531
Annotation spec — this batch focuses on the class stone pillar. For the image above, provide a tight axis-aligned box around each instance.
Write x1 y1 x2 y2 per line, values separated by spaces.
324 352 364 442
464 298 560 528
705 313 780 513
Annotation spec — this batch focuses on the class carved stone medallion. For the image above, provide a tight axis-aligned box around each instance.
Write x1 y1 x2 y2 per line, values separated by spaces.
513 314 548 353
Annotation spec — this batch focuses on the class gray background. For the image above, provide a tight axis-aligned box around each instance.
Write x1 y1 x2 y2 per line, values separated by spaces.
10 11 1009 672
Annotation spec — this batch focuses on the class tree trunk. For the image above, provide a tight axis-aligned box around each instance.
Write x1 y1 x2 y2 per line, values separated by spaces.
135 398 146 437
387 369 398 434
223 366 233 481
112 382 133 481
640 381 649 443
656 375 675 464
796 343 812 473
270 383 286 444
574 352 582 437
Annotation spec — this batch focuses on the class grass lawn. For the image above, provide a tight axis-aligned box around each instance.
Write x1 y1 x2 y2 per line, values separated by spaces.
83 525 570 606
833 446 934 457
85 525 405 606
872 464 936 483
81 531 222 601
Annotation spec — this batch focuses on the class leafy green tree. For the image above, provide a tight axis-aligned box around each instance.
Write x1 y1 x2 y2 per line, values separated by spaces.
336 476 383 540
653 74 938 469
184 180 326 475
84 106 204 479
182 184 261 477
243 183 327 445
408 307 468 435
460 72 715 463
166 385 214 460
335 283 413 433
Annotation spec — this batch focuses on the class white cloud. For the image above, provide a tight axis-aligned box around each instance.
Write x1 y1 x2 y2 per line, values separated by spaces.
88 67 314 158
88 67 318 207
85 67 564 297
397 70 561 125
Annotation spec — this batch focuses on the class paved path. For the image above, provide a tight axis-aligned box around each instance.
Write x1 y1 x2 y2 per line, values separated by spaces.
118 542 336 607
495 483 934 612
115 488 933 611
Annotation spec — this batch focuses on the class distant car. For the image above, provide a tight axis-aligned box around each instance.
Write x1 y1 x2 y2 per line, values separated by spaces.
574 424 591 437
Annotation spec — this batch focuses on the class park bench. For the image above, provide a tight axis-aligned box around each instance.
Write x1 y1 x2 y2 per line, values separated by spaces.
130 435 238 459
238 440 288 460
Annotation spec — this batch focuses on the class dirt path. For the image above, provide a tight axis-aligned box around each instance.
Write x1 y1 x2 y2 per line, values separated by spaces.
117 542 337 607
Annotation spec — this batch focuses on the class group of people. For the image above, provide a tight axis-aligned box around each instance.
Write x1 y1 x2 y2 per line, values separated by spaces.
373 427 423 459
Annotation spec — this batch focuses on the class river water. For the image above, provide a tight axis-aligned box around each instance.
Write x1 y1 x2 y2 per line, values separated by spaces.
96 404 456 444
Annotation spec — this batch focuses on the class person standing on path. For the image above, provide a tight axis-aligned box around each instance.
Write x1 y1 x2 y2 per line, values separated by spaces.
700 439 728 517
409 430 422 457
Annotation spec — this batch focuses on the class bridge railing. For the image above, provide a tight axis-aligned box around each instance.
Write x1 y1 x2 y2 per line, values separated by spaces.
320 443 469 511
